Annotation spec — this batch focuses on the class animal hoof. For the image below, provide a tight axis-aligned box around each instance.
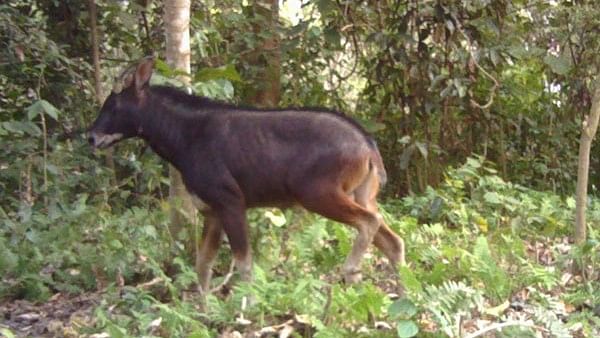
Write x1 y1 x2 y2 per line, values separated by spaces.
343 270 363 284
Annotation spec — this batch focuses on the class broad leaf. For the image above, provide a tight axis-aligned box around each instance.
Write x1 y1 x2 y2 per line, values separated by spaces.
543 53 571 75
195 65 241 83
396 320 419 338
389 298 418 319
26 99 60 121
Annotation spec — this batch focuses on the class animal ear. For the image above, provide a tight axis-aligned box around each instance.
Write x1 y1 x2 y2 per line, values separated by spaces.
134 56 155 93
112 69 134 94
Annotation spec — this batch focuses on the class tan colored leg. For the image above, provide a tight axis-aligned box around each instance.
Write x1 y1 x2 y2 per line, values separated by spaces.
297 186 381 283
196 213 223 294
353 168 406 267
341 211 381 283
373 224 406 266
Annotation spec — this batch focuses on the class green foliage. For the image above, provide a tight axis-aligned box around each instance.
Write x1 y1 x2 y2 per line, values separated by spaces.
2 1 600 337
389 299 419 337
92 286 212 337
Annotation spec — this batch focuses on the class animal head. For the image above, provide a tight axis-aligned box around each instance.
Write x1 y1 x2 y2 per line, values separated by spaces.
87 57 154 149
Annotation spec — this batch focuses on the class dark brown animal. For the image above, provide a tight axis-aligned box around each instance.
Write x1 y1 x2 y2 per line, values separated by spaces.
88 57 405 293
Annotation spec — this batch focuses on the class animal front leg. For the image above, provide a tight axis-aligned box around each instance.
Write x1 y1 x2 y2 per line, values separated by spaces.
196 212 223 294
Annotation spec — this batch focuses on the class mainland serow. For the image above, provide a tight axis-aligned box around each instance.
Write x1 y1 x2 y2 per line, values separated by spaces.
87 57 405 294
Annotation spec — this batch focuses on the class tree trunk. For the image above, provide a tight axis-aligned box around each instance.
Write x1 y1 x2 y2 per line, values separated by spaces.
241 0 280 252
88 0 102 103
88 0 116 184
244 0 281 107
87 0 110 289
164 0 198 256
574 84 600 244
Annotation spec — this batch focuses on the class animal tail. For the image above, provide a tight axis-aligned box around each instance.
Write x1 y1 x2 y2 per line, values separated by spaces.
368 139 388 186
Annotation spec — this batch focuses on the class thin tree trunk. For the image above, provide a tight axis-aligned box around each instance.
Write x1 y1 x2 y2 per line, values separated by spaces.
88 0 116 184
89 0 102 102
498 119 507 179
87 0 109 290
574 84 600 244
242 0 280 253
164 0 198 256
244 0 280 107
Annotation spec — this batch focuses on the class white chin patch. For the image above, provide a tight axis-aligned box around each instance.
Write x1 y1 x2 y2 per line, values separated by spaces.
95 133 123 148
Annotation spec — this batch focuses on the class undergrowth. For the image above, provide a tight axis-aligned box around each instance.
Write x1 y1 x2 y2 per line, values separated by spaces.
1 157 599 337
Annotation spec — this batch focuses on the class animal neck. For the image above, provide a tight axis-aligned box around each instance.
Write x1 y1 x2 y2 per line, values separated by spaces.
137 94 204 169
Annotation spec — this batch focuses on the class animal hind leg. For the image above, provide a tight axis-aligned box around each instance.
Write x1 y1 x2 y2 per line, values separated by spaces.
373 225 405 266
297 186 381 283
353 169 406 267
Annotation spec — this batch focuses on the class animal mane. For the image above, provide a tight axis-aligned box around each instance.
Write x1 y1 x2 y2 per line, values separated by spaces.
149 85 376 144
150 85 237 109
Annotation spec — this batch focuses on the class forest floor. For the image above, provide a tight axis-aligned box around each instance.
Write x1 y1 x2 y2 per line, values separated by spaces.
1 236 597 338
2 160 599 337
1 292 98 337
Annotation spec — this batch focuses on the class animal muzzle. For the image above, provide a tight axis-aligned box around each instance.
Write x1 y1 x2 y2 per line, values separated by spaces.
87 131 123 149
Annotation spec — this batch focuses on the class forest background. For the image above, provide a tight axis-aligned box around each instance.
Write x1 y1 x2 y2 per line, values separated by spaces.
1 0 599 337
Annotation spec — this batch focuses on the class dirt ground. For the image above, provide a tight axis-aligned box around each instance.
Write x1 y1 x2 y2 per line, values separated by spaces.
1 292 99 338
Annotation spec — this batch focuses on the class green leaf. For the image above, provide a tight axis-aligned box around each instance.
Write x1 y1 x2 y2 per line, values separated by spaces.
110 239 123 249
324 27 341 48
26 99 60 120
415 142 428 159
508 45 528 59
543 53 571 75
188 329 211 338
106 323 127 338
566 197 576 209
453 78 466 98
490 49 501 66
155 59 175 77
483 300 509 317
396 320 419 338
316 0 335 16
359 118 386 133
389 298 418 319
265 209 287 227
473 236 493 262
142 225 158 238
3 121 42 136
0 328 16 338
430 196 444 220
195 65 241 83
483 191 501 204
399 266 422 294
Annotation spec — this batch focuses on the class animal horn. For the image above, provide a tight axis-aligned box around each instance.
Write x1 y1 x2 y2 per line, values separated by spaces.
112 63 136 94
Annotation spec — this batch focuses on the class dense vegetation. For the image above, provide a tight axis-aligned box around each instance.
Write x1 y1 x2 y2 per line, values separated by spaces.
1 0 599 337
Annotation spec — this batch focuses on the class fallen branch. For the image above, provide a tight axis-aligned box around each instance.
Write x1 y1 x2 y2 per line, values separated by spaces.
465 320 549 338
136 277 163 289
254 319 295 337
210 260 236 294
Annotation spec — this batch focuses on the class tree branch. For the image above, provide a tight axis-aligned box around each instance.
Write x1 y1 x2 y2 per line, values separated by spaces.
451 13 500 110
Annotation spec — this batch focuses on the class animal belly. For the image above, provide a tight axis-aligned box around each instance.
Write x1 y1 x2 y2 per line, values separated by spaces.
241 184 296 208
